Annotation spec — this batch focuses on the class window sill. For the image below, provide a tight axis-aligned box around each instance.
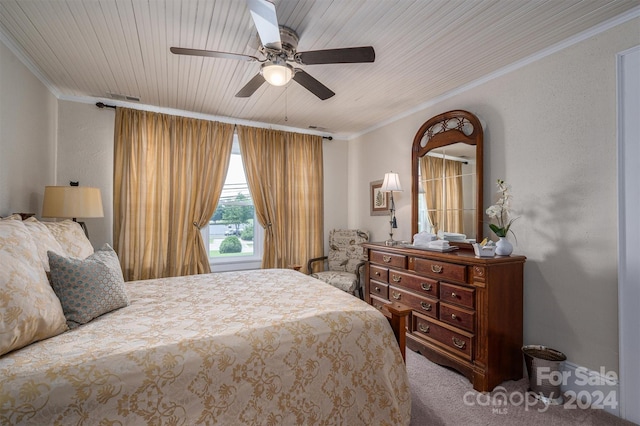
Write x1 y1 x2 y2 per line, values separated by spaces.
209 257 262 272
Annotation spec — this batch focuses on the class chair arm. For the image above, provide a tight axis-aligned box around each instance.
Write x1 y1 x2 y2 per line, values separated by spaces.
354 260 368 300
307 256 328 274
354 260 367 282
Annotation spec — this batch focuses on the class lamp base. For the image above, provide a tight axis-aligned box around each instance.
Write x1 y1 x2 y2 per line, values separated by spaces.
385 239 398 246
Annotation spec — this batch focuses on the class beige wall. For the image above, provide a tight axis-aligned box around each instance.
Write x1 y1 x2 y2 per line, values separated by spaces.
321 137 349 248
56 101 115 249
349 18 640 372
0 40 57 216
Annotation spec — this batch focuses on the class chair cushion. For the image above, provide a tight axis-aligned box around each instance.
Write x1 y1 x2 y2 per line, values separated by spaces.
327 229 369 274
310 271 358 293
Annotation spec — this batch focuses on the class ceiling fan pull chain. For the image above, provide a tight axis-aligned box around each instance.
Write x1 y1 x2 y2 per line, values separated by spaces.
285 86 288 122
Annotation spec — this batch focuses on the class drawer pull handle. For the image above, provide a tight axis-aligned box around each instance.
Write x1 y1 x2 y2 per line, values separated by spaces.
451 292 457 298
374 303 383 310
418 324 430 333
451 313 457 320
420 302 432 311
421 282 432 291
374 286 380 292
431 264 443 273
391 291 402 300
392 275 401 283
452 337 466 349
375 271 381 276
383 255 392 263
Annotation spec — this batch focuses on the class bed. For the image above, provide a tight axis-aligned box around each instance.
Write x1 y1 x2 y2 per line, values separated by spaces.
0 217 411 425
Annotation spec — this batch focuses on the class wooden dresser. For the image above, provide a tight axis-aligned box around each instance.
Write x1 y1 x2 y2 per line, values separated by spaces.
362 242 525 392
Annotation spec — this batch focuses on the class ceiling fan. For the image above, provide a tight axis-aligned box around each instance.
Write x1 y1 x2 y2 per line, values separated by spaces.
170 0 375 100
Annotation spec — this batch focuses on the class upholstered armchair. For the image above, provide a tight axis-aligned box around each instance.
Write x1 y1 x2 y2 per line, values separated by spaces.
307 229 369 299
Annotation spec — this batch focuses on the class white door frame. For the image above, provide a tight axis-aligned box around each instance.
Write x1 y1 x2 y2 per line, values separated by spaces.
617 45 640 424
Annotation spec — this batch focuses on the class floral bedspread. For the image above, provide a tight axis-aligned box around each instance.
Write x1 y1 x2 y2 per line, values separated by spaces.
0 269 410 425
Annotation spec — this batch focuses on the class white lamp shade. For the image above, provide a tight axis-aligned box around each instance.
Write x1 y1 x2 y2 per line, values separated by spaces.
42 186 104 218
381 172 403 192
261 62 293 86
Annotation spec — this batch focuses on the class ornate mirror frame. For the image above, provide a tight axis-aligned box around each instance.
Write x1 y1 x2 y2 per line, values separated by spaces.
411 110 484 243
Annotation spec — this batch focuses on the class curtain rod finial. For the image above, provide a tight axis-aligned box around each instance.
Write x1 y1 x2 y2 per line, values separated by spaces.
96 102 116 109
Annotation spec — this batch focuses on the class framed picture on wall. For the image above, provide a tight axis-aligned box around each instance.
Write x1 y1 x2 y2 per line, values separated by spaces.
370 180 390 216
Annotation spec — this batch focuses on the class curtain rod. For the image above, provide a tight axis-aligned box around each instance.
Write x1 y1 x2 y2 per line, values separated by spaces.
95 102 116 109
95 102 333 140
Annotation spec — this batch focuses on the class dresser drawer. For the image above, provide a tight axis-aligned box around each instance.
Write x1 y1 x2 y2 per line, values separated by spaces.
369 264 389 283
369 280 389 299
370 294 391 316
414 258 467 282
370 250 407 269
440 302 475 332
387 269 439 298
413 314 473 360
440 282 475 310
388 286 438 319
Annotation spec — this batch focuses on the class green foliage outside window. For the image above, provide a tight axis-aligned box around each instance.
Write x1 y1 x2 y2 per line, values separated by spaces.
213 193 254 236
240 224 254 241
219 236 242 254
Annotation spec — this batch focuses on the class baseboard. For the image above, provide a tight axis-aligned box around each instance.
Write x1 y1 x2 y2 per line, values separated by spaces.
559 361 620 417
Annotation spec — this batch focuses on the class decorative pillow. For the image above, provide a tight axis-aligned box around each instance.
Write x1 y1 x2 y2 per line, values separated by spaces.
0 218 68 356
48 244 129 328
43 220 94 259
23 217 69 272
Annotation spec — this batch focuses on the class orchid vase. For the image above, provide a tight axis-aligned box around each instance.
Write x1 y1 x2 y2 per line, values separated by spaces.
495 237 513 256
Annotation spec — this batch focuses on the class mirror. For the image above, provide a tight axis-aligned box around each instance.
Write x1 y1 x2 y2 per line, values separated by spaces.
411 110 483 243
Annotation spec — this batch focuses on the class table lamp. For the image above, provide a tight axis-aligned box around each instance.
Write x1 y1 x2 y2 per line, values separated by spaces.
42 183 104 238
380 172 403 246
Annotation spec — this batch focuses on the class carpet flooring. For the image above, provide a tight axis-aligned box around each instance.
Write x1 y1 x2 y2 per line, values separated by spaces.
406 349 636 426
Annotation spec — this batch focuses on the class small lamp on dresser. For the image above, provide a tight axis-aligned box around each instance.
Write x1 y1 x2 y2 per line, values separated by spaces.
380 171 403 246
42 183 104 238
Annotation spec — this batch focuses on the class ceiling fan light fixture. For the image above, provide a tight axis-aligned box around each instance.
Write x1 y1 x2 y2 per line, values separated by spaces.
261 60 293 86
172 1 374 99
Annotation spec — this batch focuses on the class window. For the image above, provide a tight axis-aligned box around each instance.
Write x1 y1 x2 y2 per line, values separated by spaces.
200 136 263 271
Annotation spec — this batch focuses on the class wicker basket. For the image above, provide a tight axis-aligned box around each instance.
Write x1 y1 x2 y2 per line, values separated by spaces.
522 345 567 405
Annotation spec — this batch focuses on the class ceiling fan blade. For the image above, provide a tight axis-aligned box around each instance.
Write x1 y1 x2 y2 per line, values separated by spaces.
170 47 258 62
294 46 375 65
235 73 266 98
292 70 335 100
246 0 281 51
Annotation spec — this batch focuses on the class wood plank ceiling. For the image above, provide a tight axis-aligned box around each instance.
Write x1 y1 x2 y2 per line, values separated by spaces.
0 0 638 138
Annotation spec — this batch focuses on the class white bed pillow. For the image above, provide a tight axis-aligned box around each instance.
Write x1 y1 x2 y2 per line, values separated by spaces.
0 217 68 356
1 214 23 220
23 217 69 271
43 219 94 259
